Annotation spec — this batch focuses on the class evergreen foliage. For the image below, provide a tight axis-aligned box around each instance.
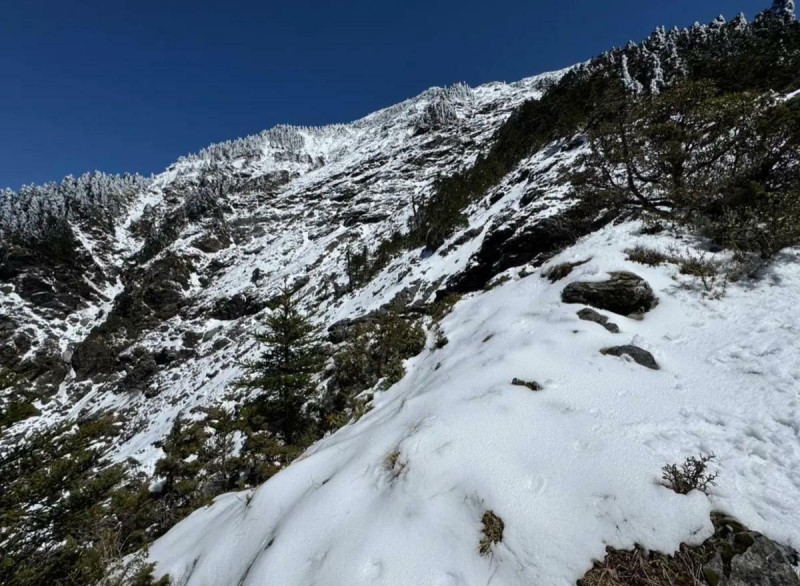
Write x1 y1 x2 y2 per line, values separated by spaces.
0 172 150 242
331 309 426 398
237 286 324 444
402 3 799 253
0 416 169 586
575 82 800 259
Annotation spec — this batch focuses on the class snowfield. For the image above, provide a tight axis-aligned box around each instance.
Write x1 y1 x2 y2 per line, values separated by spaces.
149 222 800 585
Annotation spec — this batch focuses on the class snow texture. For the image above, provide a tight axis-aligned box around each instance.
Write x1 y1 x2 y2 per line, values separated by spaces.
150 223 800 585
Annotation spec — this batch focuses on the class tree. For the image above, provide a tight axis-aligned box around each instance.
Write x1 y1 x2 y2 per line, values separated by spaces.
574 79 800 259
238 287 324 444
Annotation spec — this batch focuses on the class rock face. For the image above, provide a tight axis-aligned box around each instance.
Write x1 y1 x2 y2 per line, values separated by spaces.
577 308 620 333
209 294 266 321
562 272 658 316
704 515 800 586
449 201 610 294
600 345 660 370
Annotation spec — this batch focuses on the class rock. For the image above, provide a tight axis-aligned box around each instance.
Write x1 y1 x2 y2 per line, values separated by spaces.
71 336 119 381
447 202 614 294
542 258 591 283
511 378 543 391
704 514 800 586
193 231 232 254
118 352 158 393
562 272 658 316
577 308 620 333
182 331 203 349
209 293 266 321
600 345 659 370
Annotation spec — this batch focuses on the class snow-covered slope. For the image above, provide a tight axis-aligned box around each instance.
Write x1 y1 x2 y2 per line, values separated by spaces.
4 4 800 582
149 222 800 585
0 69 565 463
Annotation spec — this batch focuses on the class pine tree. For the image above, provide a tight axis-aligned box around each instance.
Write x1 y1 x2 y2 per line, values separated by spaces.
238 287 324 444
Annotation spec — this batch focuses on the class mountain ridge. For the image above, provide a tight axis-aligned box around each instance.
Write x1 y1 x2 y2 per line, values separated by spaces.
2 2 800 584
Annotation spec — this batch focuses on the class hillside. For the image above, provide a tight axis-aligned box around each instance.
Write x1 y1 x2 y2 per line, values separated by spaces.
1 2 800 585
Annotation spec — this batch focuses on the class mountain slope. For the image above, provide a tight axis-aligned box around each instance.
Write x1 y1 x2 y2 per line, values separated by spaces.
150 222 800 585
2 2 800 585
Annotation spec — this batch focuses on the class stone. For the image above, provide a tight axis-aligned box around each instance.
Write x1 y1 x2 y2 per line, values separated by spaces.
577 308 620 333
600 345 659 370
512 378 543 391
542 258 591 283
704 514 800 586
562 271 658 316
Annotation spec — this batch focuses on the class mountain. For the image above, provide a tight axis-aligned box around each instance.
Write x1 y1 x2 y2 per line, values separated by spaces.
2 2 800 585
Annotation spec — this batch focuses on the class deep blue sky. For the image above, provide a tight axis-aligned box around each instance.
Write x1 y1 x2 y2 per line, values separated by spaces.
1 0 768 189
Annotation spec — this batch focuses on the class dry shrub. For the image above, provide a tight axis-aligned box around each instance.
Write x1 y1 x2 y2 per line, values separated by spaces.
478 510 505 556
626 246 672 267
662 454 718 495
384 448 407 480
578 544 708 586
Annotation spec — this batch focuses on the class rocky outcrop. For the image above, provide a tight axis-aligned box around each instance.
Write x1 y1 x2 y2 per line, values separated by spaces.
562 272 658 316
209 293 266 321
704 515 800 586
449 203 611 294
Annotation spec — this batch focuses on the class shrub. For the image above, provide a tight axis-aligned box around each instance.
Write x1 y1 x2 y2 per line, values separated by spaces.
625 246 671 267
478 510 505 556
332 310 426 395
384 448 407 480
578 544 708 586
0 398 40 429
662 454 718 495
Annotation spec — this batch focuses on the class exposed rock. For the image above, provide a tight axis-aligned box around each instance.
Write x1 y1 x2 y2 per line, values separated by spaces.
542 258 591 283
209 293 266 321
580 514 800 586
577 308 620 334
71 336 119 381
704 515 800 586
448 202 613 294
600 345 659 370
562 272 658 316
182 331 203 349
511 378 543 391
193 230 232 253
118 351 158 393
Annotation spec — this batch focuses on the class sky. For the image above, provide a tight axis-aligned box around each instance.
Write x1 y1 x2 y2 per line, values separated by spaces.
1 0 769 190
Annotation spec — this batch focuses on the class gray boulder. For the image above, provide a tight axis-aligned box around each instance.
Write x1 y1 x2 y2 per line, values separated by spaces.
600 345 659 370
562 271 658 316
704 515 800 586
577 308 620 333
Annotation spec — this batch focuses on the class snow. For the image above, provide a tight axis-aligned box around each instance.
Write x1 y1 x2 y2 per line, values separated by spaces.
149 222 800 585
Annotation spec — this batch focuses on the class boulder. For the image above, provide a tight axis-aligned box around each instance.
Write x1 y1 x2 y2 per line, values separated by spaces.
562 272 658 316
577 308 620 334
600 345 659 370
704 515 800 586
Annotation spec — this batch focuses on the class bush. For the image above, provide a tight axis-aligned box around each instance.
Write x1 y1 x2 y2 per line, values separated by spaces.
626 246 671 267
578 544 707 586
662 454 718 495
478 510 504 556
332 310 426 396
0 415 172 586
578 82 800 261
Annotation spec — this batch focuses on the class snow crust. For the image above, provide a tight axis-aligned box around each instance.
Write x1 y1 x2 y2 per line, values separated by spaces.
150 223 800 585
